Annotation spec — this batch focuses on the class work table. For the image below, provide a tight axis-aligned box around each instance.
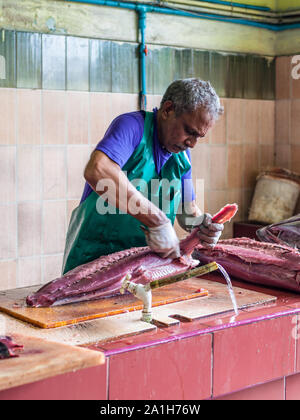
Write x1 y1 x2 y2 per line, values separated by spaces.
1 274 300 400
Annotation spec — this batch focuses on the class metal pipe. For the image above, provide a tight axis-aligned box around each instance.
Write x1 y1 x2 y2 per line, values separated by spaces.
137 6 147 110
121 262 219 322
163 0 277 19
148 261 218 290
66 0 300 110
188 0 271 12
67 0 300 30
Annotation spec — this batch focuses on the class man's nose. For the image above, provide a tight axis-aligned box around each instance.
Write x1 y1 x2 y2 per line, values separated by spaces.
185 137 197 148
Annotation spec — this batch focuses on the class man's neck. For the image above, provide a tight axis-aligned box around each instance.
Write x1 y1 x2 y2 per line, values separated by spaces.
156 108 166 150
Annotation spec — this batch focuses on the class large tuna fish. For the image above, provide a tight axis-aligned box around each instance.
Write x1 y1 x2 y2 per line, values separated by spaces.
193 238 300 293
26 204 238 307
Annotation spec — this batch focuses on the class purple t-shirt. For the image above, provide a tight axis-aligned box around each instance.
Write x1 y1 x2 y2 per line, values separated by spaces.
80 108 195 204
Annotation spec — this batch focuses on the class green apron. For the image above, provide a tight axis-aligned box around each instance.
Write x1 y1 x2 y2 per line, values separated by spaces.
62 111 191 274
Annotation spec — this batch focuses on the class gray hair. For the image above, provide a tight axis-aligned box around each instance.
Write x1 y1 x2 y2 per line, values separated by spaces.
160 78 223 120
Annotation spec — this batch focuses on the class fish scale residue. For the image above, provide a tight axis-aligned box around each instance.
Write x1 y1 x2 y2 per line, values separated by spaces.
150 266 179 280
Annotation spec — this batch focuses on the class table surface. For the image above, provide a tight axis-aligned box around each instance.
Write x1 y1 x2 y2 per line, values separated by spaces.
0 333 104 391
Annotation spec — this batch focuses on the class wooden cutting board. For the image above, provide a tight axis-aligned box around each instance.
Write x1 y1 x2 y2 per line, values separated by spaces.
0 333 104 391
0 280 208 329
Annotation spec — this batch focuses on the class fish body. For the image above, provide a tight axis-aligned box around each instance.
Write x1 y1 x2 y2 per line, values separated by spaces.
26 204 238 307
0 336 23 359
257 214 300 250
193 237 300 293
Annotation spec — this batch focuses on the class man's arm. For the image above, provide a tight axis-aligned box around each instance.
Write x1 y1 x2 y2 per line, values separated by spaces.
84 150 180 258
84 150 168 228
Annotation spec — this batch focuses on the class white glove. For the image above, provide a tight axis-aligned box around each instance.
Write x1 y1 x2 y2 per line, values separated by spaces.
142 220 180 259
195 213 224 248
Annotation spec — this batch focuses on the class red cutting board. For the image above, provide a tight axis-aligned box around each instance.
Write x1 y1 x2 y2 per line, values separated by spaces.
0 279 208 329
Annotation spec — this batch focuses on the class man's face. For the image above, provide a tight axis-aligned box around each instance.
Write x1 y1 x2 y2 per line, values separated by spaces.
158 101 215 154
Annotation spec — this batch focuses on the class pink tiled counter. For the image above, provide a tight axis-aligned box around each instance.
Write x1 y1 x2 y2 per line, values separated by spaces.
1 275 300 400
93 276 300 400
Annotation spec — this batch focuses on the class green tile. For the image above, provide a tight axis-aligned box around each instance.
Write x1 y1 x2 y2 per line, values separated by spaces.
17 31 42 89
6 29 275 100
181 49 194 79
261 58 275 100
152 47 174 95
244 55 262 99
193 50 210 81
146 46 155 95
0 30 16 88
173 48 183 81
243 56 275 100
42 34 66 90
90 39 112 92
147 46 172 95
226 54 246 98
209 52 229 98
111 42 138 93
132 44 139 94
66 36 89 91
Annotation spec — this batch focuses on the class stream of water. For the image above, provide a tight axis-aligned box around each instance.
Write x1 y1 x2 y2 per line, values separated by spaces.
216 263 239 316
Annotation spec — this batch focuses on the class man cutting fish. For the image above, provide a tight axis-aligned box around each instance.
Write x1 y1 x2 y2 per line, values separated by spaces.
62 78 224 274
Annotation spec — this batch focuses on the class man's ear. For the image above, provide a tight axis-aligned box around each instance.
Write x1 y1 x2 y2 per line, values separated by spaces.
161 100 174 119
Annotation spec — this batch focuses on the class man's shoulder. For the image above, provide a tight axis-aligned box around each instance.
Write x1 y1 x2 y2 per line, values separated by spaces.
112 110 146 131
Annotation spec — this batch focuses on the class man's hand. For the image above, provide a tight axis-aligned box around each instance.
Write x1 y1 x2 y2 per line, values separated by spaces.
195 213 224 248
143 220 180 259
177 202 224 248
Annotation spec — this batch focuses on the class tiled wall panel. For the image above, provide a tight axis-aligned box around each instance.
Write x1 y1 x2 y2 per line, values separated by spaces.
66 37 89 92
16 32 41 89
42 34 66 91
0 30 16 88
0 204 17 261
66 91 89 145
17 145 41 201
109 334 212 400
16 89 41 145
213 316 296 397
111 42 139 94
90 39 112 92
0 146 16 202
42 90 67 145
0 88 16 145
18 202 42 258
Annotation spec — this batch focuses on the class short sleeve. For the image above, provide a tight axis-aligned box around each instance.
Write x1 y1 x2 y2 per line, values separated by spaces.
95 112 145 168
80 112 144 204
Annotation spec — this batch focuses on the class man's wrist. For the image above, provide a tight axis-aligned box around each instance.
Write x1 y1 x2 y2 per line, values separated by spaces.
138 210 169 228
